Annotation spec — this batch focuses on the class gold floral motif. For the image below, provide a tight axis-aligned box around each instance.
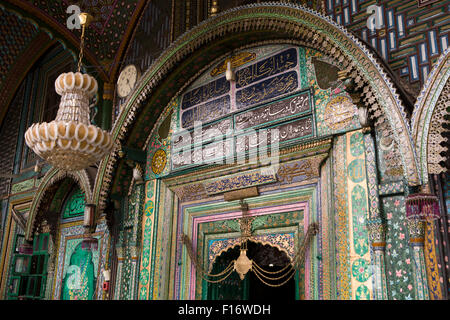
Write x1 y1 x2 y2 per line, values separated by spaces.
151 149 167 175
324 96 356 130
424 222 443 299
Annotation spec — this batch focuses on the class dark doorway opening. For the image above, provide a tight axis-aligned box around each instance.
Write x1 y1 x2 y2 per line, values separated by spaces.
207 240 296 300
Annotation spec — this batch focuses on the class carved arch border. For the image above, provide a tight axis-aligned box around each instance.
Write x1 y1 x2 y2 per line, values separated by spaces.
25 167 93 240
411 47 450 185
92 2 420 218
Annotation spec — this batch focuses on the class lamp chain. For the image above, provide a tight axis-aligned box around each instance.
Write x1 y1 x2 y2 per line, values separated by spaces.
181 233 236 281
181 222 319 287
77 23 86 73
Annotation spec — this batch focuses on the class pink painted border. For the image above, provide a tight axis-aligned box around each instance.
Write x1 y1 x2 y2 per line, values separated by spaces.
188 201 309 299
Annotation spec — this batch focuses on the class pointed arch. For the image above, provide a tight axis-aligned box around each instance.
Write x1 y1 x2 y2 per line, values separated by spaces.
25 167 94 240
412 47 450 185
92 3 420 218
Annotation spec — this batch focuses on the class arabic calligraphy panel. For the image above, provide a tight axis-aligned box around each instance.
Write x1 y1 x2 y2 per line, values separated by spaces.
235 116 314 154
235 48 298 89
172 118 232 150
171 139 234 170
204 170 278 195
181 95 231 128
236 70 299 110
234 90 311 131
181 76 230 110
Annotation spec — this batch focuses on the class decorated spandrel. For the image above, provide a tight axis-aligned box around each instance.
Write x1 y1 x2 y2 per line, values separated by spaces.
235 47 298 88
236 71 299 109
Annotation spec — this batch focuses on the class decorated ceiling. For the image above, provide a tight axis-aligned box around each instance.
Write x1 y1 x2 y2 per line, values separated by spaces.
0 0 149 125
1 0 148 80
0 6 46 124
0 7 39 89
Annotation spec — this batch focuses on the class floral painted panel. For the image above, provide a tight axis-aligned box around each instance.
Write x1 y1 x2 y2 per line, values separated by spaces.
138 180 158 300
346 131 373 300
383 196 416 300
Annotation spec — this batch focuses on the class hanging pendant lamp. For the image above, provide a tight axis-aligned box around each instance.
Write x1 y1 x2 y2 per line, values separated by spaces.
406 193 440 221
405 183 441 221
24 13 113 171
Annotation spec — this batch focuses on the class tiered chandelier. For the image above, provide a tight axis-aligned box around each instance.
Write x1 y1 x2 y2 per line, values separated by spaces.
24 13 113 171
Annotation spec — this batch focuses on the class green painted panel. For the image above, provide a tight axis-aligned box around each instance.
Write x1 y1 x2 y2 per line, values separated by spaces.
62 189 85 219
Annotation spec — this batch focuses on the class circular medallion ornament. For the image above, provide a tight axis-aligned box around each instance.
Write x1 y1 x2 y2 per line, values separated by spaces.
323 95 356 130
144 201 154 216
351 258 371 282
151 149 167 175
355 285 370 300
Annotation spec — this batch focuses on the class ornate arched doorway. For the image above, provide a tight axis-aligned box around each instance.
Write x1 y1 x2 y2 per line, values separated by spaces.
207 241 296 300
90 3 430 300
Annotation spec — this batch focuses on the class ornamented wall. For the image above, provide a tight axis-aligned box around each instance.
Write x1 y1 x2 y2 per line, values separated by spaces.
135 43 432 299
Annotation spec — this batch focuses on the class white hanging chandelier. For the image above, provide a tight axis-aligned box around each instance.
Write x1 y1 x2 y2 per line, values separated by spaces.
24 13 113 171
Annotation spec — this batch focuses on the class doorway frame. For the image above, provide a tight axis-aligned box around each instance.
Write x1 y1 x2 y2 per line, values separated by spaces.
206 238 300 300
176 185 318 300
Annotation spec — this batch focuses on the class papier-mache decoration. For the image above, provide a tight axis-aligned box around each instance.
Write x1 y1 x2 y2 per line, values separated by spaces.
406 193 441 221
25 72 114 171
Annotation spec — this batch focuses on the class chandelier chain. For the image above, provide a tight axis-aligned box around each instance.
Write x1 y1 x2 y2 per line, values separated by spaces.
252 265 297 288
77 23 86 73
181 222 319 287
252 262 295 281
181 233 236 278
197 265 236 283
